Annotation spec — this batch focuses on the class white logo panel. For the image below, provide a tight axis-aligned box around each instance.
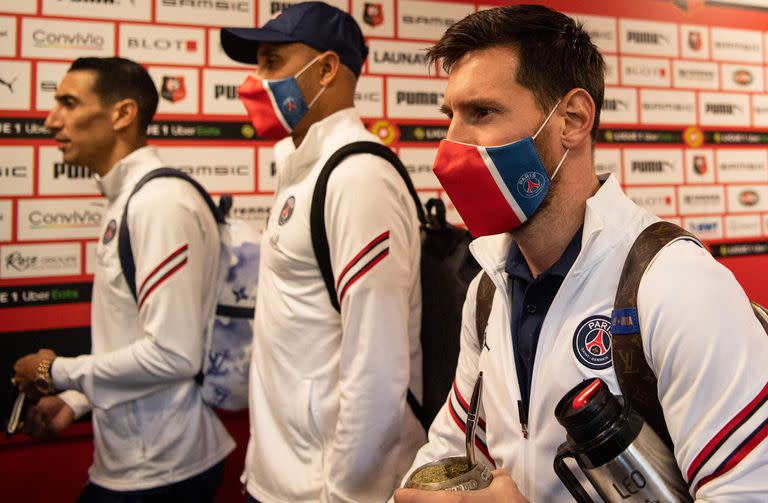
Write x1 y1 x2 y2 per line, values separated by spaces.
257 147 277 192
594 148 622 184
202 69 250 115
623 149 683 185
672 60 718 90
224 194 273 236
716 149 768 183
0 60 31 111
352 0 394 38
1 243 81 279
85 241 98 275
620 56 670 88
397 1 473 41
699 93 750 127
149 66 199 114
120 24 205 66
398 147 440 190
619 18 678 57
38 146 99 195
0 146 33 196
753 95 768 128
0 16 17 57
711 27 763 63
354 75 383 118
601 87 637 125
387 77 447 119
568 13 617 54
684 149 715 184
43 0 151 21
368 40 435 77
725 214 761 238
35 61 69 112
208 29 251 68
640 89 695 126
680 24 709 60
157 147 255 193
157 0 256 27
727 185 768 213
18 198 106 240
604 55 618 86
22 18 114 59
624 186 677 216
678 185 725 215
258 0 346 25
720 64 764 93
684 216 723 240
0 200 11 242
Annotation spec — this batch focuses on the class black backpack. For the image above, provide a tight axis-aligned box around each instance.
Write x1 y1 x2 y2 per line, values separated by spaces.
611 221 768 448
310 141 481 431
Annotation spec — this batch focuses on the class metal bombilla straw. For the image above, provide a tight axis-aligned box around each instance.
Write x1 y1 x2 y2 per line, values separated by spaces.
465 371 484 468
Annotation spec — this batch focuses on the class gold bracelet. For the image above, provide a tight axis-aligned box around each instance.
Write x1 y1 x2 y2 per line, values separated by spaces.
33 356 56 395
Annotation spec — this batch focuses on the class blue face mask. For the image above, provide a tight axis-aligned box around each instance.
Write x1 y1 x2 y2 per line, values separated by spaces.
431 101 568 237
237 55 326 139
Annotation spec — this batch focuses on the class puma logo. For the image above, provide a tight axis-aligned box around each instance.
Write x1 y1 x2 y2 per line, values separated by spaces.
0 76 17 93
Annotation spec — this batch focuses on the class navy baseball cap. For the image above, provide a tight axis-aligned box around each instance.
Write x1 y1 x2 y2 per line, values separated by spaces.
221 1 369 77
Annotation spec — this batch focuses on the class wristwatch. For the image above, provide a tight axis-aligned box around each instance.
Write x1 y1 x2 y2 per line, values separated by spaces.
33 354 56 395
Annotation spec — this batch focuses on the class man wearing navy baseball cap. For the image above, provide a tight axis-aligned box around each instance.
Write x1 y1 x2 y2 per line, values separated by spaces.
222 3 426 502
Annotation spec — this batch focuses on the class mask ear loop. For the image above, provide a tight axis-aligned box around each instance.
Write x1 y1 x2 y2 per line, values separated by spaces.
296 54 326 109
532 99 569 180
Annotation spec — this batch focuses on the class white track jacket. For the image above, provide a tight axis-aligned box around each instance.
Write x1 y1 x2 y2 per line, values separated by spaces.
243 108 425 503
51 146 235 491
405 174 768 501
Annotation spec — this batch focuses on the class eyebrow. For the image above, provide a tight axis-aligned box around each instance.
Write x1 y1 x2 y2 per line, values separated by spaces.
54 93 79 104
442 98 505 116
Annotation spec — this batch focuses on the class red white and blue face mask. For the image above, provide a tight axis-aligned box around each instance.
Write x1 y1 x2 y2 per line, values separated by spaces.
432 101 568 237
237 55 325 139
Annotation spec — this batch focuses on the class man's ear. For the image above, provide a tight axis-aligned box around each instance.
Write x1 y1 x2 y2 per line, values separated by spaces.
111 98 139 132
318 51 341 87
560 88 595 150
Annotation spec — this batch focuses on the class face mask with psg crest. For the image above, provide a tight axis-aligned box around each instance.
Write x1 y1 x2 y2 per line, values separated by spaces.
237 55 326 139
431 100 568 237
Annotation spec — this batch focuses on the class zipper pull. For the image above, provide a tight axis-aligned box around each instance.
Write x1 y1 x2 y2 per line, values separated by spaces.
517 399 529 439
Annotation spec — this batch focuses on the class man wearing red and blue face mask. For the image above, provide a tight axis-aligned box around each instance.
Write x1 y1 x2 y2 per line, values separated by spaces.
221 3 425 502
394 5 768 503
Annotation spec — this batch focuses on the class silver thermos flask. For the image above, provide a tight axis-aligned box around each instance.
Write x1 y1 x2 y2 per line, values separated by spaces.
553 378 693 502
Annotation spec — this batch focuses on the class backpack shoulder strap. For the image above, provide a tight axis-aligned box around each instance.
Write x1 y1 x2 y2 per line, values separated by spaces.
118 167 224 302
475 272 495 349
310 141 426 312
610 221 702 449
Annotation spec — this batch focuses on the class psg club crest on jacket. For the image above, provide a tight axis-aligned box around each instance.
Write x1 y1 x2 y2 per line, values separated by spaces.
572 315 613 370
102 219 117 244
363 2 384 27
278 196 295 225
161 76 186 103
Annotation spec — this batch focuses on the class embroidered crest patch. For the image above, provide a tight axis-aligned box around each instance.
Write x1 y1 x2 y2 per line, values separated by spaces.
572 315 613 370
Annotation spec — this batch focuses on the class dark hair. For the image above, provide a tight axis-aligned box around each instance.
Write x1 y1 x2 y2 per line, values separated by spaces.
69 57 159 133
427 5 605 141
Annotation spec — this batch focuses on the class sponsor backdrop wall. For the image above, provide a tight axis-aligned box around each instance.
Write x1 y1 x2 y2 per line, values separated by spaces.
0 0 767 500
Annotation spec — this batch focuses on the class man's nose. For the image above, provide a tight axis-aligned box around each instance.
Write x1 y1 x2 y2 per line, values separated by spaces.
44 108 61 131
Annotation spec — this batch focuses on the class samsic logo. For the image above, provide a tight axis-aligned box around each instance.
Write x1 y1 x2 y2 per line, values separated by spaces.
684 193 721 205
33 29 104 50
177 164 250 176
705 103 742 115
397 91 443 106
1 165 28 178
127 37 197 52
626 31 669 45
57 0 133 3
402 15 456 28
678 68 714 81
161 0 249 11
